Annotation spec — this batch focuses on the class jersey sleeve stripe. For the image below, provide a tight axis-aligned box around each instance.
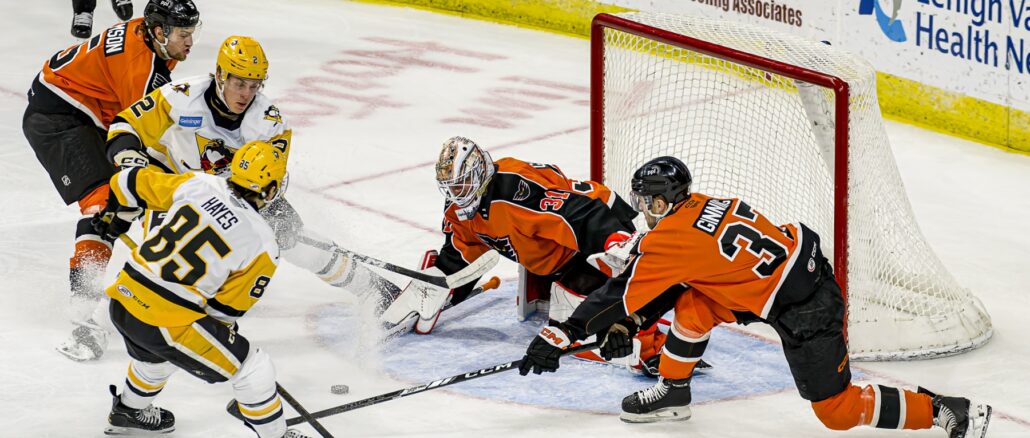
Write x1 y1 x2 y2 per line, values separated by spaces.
108 120 139 138
205 297 247 319
126 167 149 210
114 167 142 209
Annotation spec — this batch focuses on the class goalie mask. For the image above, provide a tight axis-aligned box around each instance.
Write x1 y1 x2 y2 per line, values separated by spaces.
435 136 495 213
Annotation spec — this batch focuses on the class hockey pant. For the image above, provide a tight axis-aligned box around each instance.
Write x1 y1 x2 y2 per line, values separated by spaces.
549 282 665 371
664 262 934 431
109 300 289 438
23 107 117 327
777 263 934 431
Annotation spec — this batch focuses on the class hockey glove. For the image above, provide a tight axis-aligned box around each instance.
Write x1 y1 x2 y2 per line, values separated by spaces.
599 314 643 360
112 148 150 169
519 321 576 375
586 231 643 278
92 205 142 242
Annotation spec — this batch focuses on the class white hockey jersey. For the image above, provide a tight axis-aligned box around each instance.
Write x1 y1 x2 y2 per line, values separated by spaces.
105 167 281 327
107 74 291 176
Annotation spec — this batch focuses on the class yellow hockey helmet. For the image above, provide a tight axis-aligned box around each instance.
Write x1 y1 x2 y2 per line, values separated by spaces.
229 140 287 200
216 36 268 82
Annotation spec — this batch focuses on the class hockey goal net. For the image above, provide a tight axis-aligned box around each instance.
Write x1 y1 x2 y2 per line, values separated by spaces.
591 12 991 360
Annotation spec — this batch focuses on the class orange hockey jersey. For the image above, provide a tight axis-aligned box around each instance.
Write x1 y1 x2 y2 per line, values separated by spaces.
30 18 176 129
568 193 826 336
437 157 638 277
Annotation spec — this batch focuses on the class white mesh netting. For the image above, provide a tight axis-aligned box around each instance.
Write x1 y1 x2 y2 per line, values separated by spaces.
597 12 991 360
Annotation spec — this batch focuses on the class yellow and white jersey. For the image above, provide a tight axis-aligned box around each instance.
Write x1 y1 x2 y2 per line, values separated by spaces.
105 167 281 327
108 74 291 176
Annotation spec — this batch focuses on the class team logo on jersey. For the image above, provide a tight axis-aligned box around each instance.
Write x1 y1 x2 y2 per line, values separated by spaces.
172 83 191 95
200 139 234 175
151 73 171 92
103 22 127 56
513 180 531 202
179 116 203 127
693 198 732 236
477 234 518 262
263 105 283 125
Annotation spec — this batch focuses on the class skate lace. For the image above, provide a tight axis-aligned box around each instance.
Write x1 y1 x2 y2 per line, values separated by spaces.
936 405 958 432
638 379 669 405
135 405 162 427
72 13 93 26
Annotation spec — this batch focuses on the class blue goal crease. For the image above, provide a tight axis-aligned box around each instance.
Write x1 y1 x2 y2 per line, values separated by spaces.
313 284 863 415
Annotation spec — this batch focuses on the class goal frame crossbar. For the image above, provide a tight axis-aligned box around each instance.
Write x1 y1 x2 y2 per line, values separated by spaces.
589 12 852 299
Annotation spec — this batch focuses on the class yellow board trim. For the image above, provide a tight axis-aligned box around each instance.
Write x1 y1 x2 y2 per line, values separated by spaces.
354 0 1028 153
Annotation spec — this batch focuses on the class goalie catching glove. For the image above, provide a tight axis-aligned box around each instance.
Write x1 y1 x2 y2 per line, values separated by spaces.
586 231 643 277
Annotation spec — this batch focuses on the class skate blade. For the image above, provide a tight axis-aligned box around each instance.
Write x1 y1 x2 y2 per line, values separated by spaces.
971 404 992 438
104 425 174 435
619 406 692 423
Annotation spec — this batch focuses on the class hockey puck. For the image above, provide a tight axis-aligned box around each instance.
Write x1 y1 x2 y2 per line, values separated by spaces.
330 384 349 395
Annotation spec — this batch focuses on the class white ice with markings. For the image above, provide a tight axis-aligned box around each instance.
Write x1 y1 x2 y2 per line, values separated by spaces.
1 1 1029 437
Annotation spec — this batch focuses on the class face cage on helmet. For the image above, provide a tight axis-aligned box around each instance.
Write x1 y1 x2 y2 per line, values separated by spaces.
437 150 489 208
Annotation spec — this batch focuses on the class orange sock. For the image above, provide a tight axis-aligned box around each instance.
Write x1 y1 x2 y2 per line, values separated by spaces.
811 384 934 431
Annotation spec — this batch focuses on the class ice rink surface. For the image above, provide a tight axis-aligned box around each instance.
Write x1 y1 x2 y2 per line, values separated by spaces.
1 1 1029 437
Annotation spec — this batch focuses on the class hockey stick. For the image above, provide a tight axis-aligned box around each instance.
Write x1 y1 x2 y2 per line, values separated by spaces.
443 276 501 310
118 234 138 250
227 342 600 426
296 235 498 289
275 383 335 438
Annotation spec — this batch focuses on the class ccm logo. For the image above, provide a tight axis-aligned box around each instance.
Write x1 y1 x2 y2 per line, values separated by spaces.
541 327 568 346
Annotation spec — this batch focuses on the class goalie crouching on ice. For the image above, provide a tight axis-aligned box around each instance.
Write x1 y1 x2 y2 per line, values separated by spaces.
381 136 677 374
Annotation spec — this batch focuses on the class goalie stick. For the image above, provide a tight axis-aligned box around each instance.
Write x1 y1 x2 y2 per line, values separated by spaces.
227 342 601 426
296 235 497 289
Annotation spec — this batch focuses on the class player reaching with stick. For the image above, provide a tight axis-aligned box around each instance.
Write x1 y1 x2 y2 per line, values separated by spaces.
94 140 313 438
519 155 991 437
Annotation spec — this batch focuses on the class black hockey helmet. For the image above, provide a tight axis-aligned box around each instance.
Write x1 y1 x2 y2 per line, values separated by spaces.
143 0 200 35
630 156 692 214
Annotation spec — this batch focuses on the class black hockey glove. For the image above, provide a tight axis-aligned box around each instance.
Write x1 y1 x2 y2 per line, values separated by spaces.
92 204 142 242
519 321 576 376
599 314 644 360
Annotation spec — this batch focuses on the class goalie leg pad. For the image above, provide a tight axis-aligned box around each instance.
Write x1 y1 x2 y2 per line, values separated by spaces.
379 274 451 334
547 281 585 322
